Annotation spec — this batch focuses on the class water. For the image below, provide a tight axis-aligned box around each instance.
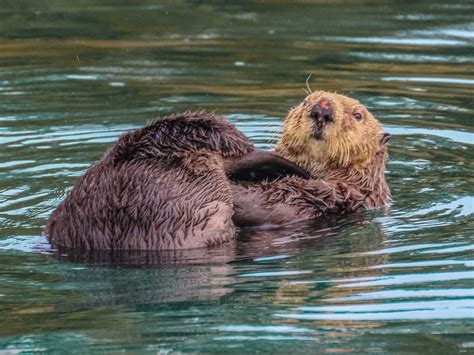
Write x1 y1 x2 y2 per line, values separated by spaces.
1 0 473 352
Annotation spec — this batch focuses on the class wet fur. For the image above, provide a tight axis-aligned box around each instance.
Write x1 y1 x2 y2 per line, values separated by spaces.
46 91 390 250
232 91 390 226
45 112 254 250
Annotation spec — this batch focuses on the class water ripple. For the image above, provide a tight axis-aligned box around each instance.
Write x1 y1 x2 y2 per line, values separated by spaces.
320 36 467 46
329 289 474 302
382 77 474 85
387 125 474 145
335 271 474 288
275 299 474 320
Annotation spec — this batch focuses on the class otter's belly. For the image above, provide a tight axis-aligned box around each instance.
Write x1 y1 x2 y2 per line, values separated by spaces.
230 183 313 227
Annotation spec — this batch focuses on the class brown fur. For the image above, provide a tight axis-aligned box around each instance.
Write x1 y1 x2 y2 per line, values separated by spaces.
45 112 254 250
45 91 390 250
232 91 390 226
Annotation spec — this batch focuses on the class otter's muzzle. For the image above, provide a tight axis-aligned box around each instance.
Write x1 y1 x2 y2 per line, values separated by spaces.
310 99 334 140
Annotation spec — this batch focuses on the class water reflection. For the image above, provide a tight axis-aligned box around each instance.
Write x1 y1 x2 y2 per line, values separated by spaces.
47 214 375 266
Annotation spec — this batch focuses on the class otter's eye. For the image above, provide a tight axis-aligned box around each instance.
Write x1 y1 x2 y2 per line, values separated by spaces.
354 112 363 121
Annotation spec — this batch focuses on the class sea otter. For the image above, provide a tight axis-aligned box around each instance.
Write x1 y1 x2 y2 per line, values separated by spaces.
44 112 309 251
231 91 391 226
45 91 390 251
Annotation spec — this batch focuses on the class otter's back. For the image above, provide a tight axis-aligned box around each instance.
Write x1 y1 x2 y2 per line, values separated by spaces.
45 112 253 251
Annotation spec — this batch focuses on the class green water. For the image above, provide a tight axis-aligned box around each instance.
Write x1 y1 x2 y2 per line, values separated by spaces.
1 0 473 352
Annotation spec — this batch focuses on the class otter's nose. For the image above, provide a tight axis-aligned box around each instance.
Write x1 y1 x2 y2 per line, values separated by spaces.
310 101 334 123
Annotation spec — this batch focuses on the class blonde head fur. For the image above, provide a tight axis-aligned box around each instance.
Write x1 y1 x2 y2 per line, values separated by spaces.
275 91 388 176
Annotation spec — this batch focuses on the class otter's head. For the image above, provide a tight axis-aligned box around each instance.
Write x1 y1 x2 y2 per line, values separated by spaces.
276 91 391 173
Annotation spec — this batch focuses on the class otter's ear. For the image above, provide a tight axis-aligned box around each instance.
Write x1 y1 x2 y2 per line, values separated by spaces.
380 133 391 147
224 151 310 182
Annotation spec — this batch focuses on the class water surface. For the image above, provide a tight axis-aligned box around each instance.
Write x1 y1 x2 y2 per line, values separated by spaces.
1 0 473 352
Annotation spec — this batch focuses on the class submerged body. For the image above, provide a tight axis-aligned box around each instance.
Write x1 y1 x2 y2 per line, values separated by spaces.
45 91 390 251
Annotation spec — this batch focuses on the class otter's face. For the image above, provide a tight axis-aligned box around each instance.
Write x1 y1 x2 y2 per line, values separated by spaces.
278 91 390 170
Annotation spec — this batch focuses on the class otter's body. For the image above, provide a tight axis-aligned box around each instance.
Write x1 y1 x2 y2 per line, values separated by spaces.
45 91 391 251
231 152 388 227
